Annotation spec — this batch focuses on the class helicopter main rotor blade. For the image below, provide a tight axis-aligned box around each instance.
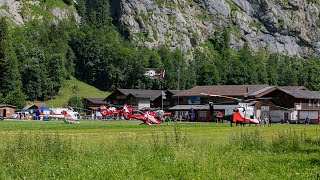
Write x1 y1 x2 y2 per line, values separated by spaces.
201 93 242 101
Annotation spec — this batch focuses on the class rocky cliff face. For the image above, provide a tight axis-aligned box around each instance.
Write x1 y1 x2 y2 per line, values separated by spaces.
0 0 79 25
110 0 320 57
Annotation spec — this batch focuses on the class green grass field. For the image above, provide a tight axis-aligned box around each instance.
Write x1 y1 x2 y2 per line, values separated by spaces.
0 120 319 179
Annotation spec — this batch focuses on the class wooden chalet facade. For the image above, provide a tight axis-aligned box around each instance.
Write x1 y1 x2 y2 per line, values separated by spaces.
104 89 181 110
253 86 320 124
171 85 320 123
171 85 268 122
83 98 108 111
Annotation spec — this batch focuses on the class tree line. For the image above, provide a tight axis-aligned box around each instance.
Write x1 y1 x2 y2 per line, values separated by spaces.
1 0 320 109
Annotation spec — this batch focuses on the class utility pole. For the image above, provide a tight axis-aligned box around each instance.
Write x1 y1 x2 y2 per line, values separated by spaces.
178 68 180 105
161 90 166 110
51 83 53 109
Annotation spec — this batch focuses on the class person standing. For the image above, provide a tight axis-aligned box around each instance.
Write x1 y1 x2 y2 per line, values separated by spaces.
268 115 272 127
264 116 268 127
257 116 261 127
186 115 190 122
305 116 310 126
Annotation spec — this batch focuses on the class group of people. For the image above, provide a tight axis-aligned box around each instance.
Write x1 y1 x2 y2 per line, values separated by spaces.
257 115 272 126
172 114 194 122
301 116 320 125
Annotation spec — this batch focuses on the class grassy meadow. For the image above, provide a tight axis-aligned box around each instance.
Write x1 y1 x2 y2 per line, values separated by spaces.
44 76 110 108
0 120 319 179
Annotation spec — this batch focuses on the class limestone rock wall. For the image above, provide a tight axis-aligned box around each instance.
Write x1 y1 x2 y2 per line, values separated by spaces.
111 0 320 57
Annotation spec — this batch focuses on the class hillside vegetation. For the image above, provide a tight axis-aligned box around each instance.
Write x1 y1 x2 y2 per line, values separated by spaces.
45 77 110 108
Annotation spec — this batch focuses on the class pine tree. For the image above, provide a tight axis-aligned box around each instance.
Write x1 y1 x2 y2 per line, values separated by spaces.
0 18 26 106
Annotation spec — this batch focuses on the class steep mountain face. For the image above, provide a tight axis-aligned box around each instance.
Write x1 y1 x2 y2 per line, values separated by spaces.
0 0 79 25
110 0 320 57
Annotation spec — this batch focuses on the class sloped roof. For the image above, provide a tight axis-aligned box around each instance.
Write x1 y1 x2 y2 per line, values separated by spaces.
278 88 320 99
115 89 181 100
167 90 184 95
249 86 276 97
252 86 309 98
279 86 307 91
24 103 47 110
0 104 15 108
84 98 107 104
175 85 269 97
118 89 163 101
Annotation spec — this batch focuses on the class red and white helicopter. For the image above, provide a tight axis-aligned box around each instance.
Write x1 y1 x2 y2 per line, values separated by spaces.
122 104 162 125
99 105 123 119
38 106 80 124
144 69 165 78
201 93 259 125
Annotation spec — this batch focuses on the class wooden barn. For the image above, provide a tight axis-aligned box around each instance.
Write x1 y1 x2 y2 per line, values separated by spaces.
0 104 15 119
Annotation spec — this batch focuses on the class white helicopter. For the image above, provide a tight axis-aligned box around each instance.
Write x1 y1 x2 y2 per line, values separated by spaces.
144 69 165 78
39 106 80 124
201 93 259 125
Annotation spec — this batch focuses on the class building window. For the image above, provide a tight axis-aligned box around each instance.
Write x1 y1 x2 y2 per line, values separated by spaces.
199 111 206 118
309 99 312 106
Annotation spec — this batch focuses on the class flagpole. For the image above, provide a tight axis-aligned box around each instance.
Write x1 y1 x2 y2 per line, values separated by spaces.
162 90 163 111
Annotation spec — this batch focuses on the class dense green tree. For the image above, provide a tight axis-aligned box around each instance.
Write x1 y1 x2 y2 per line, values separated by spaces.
66 47 76 78
254 50 269 84
20 47 48 100
6 89 27 109
207 27 232 84
172 50 187 90
0 18 26 107
266 54 279 85
158 46 176 89
197 64 220 85
238 44 258 84
48 53 67 94
300 57 320 90
185 60 197 89
277 56 298 86
68 96 84 109
87 0 112 28
0 18 23 94
76 0 86 17
226 55 248 84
